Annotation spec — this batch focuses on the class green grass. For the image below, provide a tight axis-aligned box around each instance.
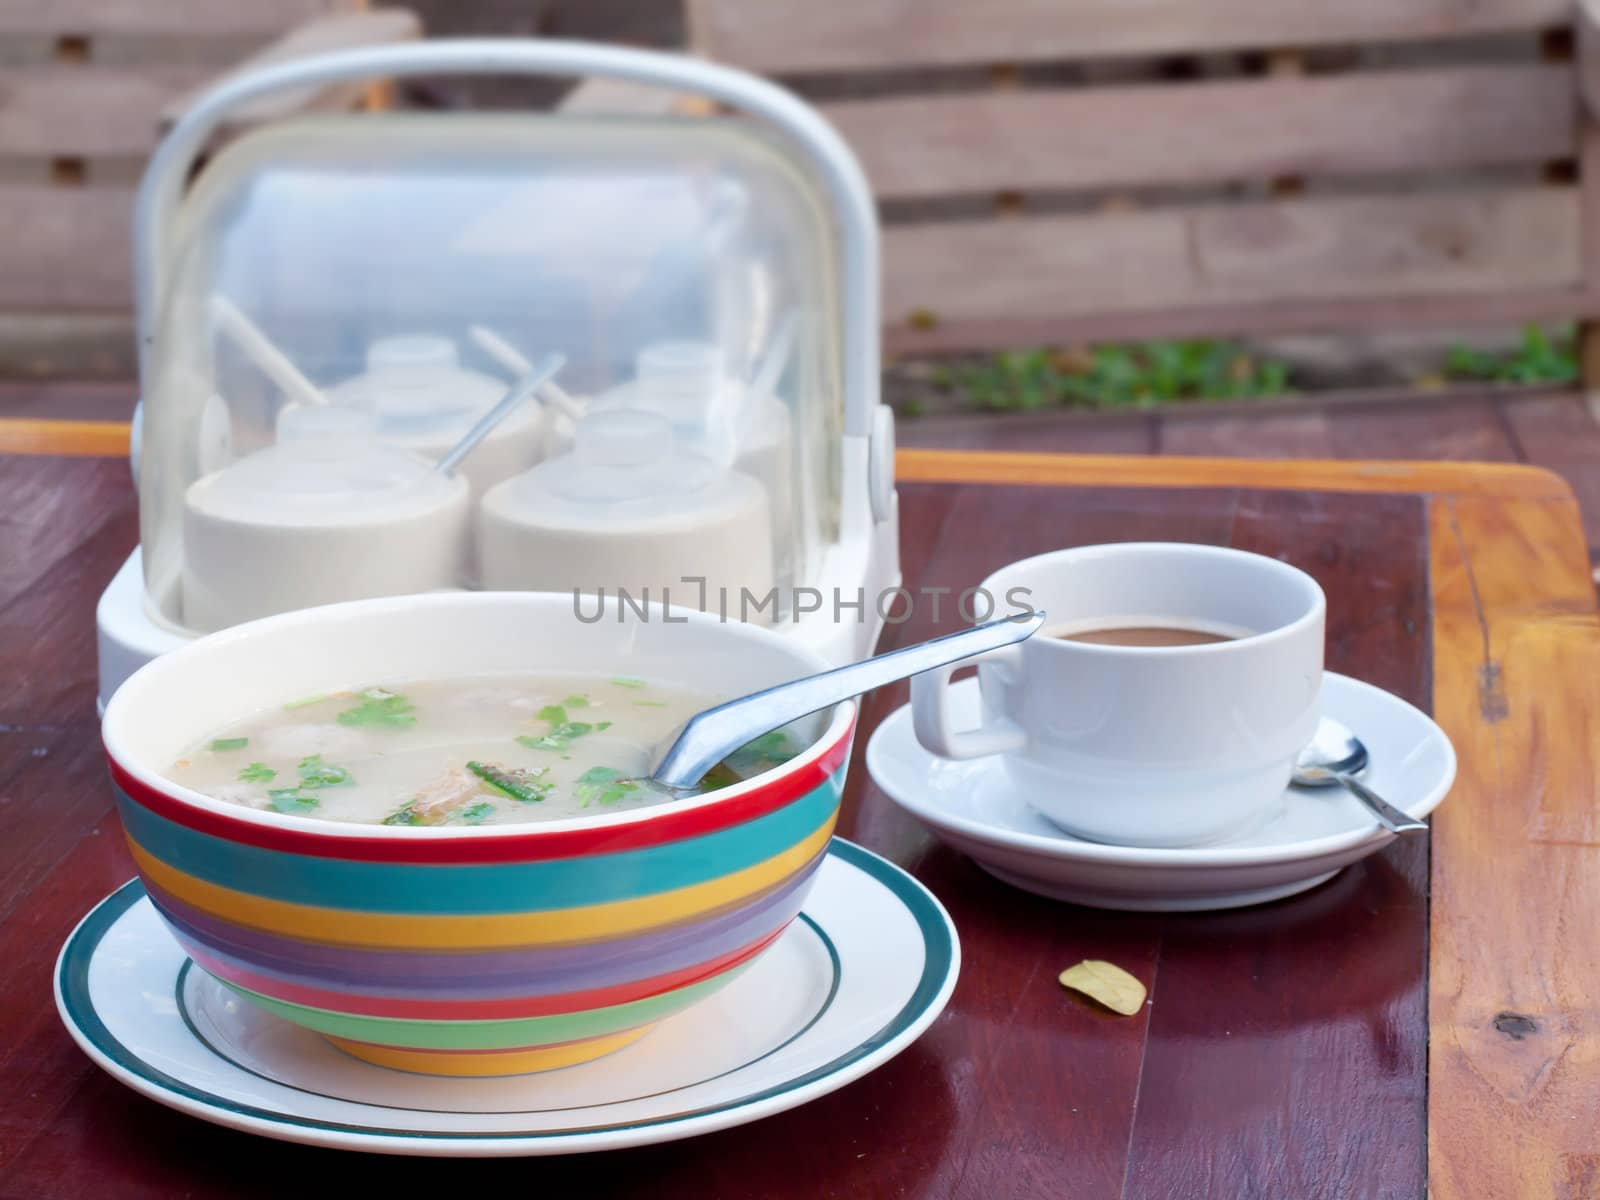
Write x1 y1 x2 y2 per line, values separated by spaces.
933 341 1293 413
1443 324 1578 386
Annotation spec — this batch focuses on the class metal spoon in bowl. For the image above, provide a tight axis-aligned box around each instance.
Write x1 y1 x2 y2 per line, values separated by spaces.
1292 716 1428 835
649 610 1047 790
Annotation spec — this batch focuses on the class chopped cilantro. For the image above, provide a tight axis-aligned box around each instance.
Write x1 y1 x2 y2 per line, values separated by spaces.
457 801 495 826
517 733 566 751
268 788 320 815
724 731 795 778
210 737 248 752
466 761 551 803
745 731 792 759
697 733 799 794
382 802 423 827
237 762 277 784
520 705 597 751
298 754 353 787
563 695 590 708
575 765 640 808
611 676 647 690
697 763 742 792
336 688 416 728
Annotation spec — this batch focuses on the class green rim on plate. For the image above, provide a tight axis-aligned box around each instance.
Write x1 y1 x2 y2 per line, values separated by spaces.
56 837 955 1145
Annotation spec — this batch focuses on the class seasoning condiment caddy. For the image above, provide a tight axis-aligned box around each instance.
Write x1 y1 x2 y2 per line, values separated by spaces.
97 40 899 708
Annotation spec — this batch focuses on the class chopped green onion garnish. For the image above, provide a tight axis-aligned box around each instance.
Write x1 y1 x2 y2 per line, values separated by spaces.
210 737 248 752
466 761 550 803
458 802 495 826
611 677 647 689
283 693 330 711
382 802 423 827
563 695 590 708
536 705 567 725
633 699 669 708
237 762 276 783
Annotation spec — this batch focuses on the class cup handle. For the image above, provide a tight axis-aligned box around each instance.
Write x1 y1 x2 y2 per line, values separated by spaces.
910 643 1028 760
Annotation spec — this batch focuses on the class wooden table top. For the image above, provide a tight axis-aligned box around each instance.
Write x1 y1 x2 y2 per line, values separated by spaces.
1 435 1595 1199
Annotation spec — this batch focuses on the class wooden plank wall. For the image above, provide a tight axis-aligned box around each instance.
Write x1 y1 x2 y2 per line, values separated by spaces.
687 0 1570 73
0 0 421 379
689 0 1600 355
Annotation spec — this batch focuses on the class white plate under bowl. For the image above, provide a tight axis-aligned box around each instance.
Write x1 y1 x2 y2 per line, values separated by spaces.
867 672 1454 911
54 840 957 1156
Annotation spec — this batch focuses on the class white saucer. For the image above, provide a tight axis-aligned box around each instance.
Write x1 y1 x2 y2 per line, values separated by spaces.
867 673 1455 911
54 840 957 1156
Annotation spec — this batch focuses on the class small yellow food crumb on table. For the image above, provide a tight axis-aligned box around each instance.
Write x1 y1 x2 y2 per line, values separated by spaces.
1059 960 1146 1016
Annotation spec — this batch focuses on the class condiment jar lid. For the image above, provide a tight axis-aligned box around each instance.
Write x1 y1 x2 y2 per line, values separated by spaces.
590 340 739 463
493 409 735 518
189 404 459 522
635 340 726 423
326 335 510 431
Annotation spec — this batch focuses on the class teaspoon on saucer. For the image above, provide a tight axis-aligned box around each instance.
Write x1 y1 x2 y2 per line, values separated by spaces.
1292 716 1428 835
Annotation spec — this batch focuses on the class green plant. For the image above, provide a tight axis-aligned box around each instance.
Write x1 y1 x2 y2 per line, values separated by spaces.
942 341 1292 413
1443 325 1578 385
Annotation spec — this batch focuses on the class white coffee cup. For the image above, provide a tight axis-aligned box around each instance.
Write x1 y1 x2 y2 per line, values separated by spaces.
910 543 1325 848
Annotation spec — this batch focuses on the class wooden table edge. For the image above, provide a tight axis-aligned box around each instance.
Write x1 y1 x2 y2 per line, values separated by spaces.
1 424 1582 506
896 447 1579 503
0 418 131 458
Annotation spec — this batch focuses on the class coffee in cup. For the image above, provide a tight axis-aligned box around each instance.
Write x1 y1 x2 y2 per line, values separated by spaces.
1050 624 1237 648
911 543 1325 848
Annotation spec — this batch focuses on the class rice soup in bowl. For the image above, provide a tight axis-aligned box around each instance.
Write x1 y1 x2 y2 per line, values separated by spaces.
101 593 854 1077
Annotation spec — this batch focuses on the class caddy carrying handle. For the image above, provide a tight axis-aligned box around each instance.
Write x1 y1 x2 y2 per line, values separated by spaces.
133 39 879 436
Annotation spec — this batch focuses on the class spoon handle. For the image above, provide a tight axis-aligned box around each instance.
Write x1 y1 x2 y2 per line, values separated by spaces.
469 326 585 420
435 352 565 477
1335 771 1429 835
211 295 328 409
651 611 1046 789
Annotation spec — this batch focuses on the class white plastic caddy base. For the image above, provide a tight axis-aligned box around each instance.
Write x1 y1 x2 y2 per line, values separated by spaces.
96 524 898 712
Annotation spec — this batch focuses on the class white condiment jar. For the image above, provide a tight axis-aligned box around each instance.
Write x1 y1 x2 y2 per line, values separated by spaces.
325 335 544 501
477 409 775 619
734 386 795 590
594 339 796 587
181 406 468 632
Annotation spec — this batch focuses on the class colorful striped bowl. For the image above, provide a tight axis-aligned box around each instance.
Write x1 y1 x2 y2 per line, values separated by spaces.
102 593 854 1077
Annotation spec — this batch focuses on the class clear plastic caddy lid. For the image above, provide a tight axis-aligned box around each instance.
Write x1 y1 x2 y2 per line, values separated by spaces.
136 92 878 637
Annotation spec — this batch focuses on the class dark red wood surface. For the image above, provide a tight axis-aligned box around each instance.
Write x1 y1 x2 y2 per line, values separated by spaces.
0 458 1430 1199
